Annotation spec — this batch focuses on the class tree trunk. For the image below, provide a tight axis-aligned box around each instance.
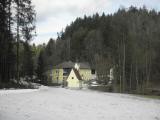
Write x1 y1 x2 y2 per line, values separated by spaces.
122 34 126 92
135 59 139 92
16 0 20 82
117 38 122 93
129 63 132 92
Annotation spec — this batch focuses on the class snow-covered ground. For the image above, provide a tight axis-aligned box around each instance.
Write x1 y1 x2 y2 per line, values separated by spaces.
0 87 160 120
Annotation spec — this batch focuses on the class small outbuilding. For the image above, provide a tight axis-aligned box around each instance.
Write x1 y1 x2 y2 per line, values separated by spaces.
66 68 82 89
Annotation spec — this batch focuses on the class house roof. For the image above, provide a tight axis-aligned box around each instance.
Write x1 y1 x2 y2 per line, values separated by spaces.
54 61 91 69
54 61 75 69
73 68 82 80
79 62 90 69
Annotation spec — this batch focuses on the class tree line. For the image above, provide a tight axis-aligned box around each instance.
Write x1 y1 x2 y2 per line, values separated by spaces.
1 3 160 94
0 0 36 87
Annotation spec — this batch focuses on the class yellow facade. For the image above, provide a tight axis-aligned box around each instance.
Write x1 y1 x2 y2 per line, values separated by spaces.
52 69 63 84
67 69 81 88
47 62 96 85
50 68 92 84
79 69 92 81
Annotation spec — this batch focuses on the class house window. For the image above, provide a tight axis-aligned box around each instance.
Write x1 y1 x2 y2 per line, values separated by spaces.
81 74 84 80
63 77 67 80
63 68 71 76
72 77 74 79
91 69 95 74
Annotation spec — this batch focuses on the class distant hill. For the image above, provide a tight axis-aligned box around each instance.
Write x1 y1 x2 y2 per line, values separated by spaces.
42 6 160 93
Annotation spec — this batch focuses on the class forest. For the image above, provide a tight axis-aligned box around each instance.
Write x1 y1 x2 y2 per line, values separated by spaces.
0 0 36 88
40 6 160 94
0 1 160 94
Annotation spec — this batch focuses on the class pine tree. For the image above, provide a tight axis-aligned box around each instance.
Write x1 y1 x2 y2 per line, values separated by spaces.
15 0 36 82
21 42 34 80
36 50 45 83
0 0 15 83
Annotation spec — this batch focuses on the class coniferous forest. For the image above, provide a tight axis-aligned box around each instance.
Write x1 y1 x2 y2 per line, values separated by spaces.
1 2 160 94
1 1 160 120
40 6 160 93
0 0 36 88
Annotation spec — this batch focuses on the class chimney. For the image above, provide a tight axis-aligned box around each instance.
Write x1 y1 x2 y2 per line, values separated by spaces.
74 63 80 70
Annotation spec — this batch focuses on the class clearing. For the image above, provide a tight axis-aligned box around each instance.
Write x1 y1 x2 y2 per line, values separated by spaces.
0 87 160 120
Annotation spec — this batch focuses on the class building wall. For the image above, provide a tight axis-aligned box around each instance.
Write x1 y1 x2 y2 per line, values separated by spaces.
51 68 95 84
67 69 80 88
52 69 63 84
79 69 92 81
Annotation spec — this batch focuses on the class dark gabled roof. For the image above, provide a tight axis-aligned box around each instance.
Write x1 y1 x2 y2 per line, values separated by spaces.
54 61 91 69
54 61 75 69
73 68 82 80
79 62 90 69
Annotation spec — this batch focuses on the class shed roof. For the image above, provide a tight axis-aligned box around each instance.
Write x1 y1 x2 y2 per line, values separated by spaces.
73 68 82 80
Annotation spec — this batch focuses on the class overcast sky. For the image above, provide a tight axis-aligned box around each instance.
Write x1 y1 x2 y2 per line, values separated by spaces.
32 0 160 45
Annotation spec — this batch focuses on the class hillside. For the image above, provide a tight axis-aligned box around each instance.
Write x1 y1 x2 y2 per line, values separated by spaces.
39 6 160 93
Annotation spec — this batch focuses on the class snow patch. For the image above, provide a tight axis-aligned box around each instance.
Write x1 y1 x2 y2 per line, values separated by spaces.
0 88 160 120
0 89 39 95
0 85 48 95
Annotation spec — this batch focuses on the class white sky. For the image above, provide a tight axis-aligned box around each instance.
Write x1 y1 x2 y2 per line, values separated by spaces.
32 0 160 45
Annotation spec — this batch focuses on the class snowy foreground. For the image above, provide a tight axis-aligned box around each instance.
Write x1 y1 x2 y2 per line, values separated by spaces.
0 87 160 120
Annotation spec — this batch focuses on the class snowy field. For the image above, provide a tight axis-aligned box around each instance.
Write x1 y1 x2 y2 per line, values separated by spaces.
0 87 160 120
